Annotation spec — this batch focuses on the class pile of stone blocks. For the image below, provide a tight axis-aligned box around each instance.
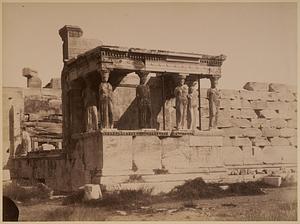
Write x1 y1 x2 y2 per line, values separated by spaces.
211 82 297 166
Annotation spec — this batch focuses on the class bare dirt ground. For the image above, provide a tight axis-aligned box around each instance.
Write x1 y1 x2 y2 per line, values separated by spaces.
17 186 297 221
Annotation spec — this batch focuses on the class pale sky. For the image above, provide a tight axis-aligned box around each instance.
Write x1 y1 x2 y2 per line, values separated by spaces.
2 2 297 89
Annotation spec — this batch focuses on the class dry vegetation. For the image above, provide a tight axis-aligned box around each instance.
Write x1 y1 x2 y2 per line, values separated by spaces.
3 177 297 221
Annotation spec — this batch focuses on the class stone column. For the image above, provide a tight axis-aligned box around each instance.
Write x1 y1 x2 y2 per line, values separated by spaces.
98 69 114 129
136 71 152 129
207 76 220 129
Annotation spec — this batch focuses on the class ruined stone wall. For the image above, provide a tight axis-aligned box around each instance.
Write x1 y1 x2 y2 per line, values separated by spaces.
216 82 297 166
2 87 62 167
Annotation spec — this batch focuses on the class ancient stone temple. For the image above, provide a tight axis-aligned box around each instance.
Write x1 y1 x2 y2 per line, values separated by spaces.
7 25 297 193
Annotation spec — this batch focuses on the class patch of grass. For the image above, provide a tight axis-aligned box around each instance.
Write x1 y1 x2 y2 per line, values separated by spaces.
245 201 297 221
43 206 107 221
3 182 52 203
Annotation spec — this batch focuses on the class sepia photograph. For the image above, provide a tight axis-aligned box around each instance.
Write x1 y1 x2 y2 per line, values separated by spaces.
2 1 298 221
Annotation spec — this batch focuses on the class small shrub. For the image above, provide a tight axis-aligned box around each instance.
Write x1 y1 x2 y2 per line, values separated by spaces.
62 189 85 205
153 168 169 175
280 176 297 187
169 178 269 201
126 174 144 183
226 181 266 196
169 177 223 200
85 187 154 210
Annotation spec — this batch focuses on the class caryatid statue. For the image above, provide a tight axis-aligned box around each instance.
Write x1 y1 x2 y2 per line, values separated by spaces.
98 69 114 129
136 71 152 129
174 75 189 130
207 77 220 129
187 81 198 130
82 79 99 132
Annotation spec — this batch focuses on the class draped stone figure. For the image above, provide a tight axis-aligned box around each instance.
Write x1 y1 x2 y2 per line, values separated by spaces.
16 127 31 156
174 76 189 129
98 70 114 129
82 81 99 132
207 77 220 129
187 81 198 130
136 73 152 128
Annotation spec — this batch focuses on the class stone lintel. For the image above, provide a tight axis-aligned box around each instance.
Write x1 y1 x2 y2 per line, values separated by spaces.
71 129 226 139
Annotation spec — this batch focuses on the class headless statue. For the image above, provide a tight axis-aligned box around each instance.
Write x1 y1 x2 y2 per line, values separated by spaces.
82 82 98 132
136 74 152 129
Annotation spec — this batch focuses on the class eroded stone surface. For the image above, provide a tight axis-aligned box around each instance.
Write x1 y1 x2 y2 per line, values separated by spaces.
243 82 269 92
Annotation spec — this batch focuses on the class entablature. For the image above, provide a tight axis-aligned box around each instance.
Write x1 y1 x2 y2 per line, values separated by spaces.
63 45 226 83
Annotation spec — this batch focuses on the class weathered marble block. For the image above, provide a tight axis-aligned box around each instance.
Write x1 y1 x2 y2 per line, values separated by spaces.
133 136 162 172
232 137 252 146
279 128 297 137
287 119 297 128
261 128 280 137
287 136 297 146
221 127 243 137
241 99 252 109
269 137 290 146
219 89 240 99
250 118 270 128
243 82 269 92
102 135 133 173
269 83 290 93
269 118 287 129
222 147 243 165
239 109 257 119
242 128 262 138
230 118 252 128
266 101 289 111
262 146 297 164
257 110 279 119
217 118 233 128
230 99 242 109
249 100 268 110
251 137 271 146
189 135 223 147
